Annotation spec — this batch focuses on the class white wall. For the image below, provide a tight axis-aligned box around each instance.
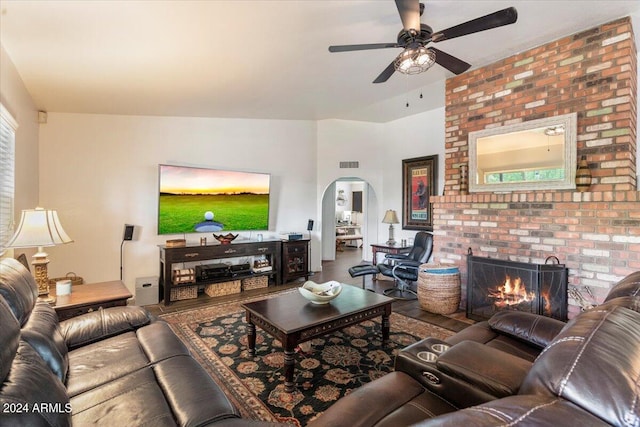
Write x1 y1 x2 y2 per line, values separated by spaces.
38 113 317 292
382 108 446 245
316 107 445 260
0 45 39 228
316 119 385 261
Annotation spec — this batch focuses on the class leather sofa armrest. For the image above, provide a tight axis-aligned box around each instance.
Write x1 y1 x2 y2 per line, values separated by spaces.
488 310 566 349
207 420 295 427
309 372 456 427
435 340 532 398
395 337 498 408
410 395 610 427
59 306 153 350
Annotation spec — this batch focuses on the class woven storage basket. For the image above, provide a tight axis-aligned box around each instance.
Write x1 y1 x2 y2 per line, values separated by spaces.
204 280 241 297
170 285 198 301
242 276 268 291
417 264 461 314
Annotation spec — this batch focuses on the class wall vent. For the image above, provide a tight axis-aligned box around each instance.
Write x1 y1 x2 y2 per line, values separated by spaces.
339 161 359 169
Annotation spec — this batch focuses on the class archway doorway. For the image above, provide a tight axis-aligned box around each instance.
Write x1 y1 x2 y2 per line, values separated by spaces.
320 178 379 262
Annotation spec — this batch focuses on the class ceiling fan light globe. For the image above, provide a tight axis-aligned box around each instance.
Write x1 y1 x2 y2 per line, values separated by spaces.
416 54 430 65
398 58 413 72
394 47 435 75
395 49 414 71
417 47 436 64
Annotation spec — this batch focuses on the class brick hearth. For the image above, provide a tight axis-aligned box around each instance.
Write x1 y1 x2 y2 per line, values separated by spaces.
432 17 639 318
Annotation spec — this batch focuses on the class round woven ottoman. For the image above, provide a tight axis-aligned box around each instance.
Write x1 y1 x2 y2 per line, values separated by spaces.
417 265 461 314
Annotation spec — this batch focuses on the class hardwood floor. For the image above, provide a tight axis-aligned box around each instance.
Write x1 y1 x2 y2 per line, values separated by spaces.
146 246 471 332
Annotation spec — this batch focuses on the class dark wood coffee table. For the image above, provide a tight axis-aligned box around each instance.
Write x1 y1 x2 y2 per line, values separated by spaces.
242 285 393 392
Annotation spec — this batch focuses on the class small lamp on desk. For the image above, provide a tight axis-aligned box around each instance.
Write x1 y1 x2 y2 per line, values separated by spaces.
6 207 73 304
382 209 399 246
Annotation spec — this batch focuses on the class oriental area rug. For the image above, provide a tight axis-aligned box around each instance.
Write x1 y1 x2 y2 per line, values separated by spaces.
160 290 455 426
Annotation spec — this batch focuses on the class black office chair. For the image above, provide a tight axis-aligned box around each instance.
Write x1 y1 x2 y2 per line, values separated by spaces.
377 232 433 300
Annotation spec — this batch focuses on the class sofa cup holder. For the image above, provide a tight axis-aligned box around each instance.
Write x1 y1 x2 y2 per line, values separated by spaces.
416 351 439 363
431 343 450 354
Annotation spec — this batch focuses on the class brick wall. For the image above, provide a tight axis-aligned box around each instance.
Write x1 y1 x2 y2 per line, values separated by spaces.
432 17 639 317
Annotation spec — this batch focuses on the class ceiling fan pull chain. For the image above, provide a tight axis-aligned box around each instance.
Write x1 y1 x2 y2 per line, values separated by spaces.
405 75 410 108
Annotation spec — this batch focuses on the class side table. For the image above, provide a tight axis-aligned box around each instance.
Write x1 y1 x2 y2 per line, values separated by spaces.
52 280 132 321
281 239 310 283
370 243 412 265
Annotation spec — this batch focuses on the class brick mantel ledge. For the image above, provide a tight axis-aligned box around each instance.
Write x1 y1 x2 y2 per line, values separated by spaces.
432 190 638 204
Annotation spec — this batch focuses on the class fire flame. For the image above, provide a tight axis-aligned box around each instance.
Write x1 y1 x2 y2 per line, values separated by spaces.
489 275 536 308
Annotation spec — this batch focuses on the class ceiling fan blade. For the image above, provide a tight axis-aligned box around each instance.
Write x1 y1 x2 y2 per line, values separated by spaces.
431 7 518 43
329 43 399 53
373 61 397 84
395 0 421 32
431 48 471 75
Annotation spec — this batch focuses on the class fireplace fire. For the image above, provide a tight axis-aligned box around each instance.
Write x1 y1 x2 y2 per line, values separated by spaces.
467 250 568 321
489 275 536 308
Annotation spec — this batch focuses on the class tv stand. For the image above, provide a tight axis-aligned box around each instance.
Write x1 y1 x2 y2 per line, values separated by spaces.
159 239 282 305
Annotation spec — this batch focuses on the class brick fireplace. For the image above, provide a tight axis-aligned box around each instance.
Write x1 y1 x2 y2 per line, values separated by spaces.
466 251 568 321
431 17 639 318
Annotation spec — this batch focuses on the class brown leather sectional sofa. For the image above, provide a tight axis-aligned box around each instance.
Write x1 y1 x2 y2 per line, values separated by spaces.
311 270 640 426
4 251 638 426
0 258 283 427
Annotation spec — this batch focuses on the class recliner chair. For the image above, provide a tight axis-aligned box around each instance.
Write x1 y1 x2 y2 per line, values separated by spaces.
377 231 433 299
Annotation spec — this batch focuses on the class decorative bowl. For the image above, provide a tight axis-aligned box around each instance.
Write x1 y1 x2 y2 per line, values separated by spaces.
212 233 238 244
298 280 342 305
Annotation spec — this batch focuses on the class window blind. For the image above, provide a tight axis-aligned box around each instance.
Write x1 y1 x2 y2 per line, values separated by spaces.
0 104 18 254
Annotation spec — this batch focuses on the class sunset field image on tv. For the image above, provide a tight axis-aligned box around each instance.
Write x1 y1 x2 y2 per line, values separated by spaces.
158 164 270 235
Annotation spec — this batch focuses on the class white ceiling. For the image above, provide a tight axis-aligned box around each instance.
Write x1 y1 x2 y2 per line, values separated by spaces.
1 1 639 123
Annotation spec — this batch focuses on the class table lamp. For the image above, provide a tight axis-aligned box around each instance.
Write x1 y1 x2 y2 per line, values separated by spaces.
382 209 399 246
6 207 73 303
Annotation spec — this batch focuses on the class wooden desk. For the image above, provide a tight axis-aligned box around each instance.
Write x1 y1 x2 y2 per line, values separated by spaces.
370 243 412 265
52 280 132 321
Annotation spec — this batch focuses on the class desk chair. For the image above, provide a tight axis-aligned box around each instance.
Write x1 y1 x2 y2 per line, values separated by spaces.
377 232 433 299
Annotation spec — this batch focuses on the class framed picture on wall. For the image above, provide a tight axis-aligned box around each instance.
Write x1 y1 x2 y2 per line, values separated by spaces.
402 155 438 231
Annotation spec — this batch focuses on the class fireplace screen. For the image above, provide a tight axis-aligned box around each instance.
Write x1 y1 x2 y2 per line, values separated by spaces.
467 254 568 321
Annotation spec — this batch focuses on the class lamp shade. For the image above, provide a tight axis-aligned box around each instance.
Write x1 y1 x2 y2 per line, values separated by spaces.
382 210 399 224
6 208 73 248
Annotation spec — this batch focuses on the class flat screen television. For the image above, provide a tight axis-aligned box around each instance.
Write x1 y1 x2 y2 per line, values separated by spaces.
158 164 270 235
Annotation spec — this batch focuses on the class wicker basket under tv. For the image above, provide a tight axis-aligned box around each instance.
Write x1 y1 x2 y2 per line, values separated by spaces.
170 285 198 301
204 280 241 297
242 275 268 291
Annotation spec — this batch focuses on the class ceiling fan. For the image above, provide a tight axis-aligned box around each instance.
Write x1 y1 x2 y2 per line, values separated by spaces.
328 0 518 83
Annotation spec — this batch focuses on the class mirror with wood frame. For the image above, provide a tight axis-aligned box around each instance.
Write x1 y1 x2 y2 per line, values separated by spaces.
468 113 577 193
